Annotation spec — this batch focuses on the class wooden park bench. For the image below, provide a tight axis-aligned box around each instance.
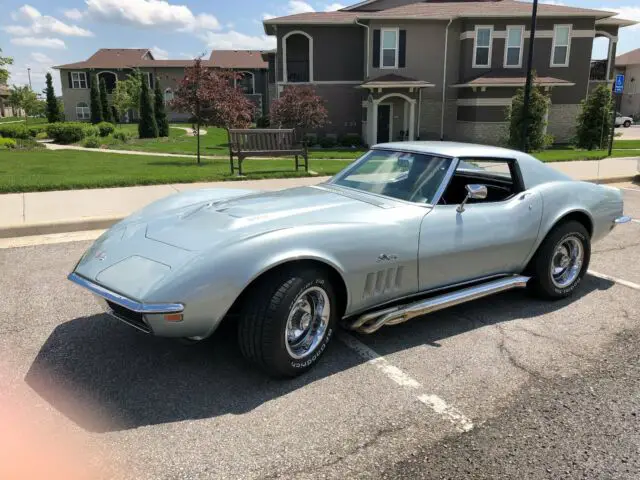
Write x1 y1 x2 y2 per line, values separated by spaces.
228 128 308 176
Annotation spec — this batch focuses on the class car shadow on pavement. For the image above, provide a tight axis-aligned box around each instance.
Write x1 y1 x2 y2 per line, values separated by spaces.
25 275 613 433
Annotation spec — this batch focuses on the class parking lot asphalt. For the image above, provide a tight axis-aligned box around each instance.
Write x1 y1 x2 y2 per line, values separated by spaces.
0 185 639 479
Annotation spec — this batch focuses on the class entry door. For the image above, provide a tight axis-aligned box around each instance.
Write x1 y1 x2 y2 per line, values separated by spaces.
418 192 543 291
377 105 391 143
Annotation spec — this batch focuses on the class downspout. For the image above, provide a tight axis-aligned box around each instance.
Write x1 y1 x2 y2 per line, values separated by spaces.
417 88 422 140
440 18 453 140
355 19 370 79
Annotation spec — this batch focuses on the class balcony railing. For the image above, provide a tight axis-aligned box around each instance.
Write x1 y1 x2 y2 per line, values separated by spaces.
286 60 310 83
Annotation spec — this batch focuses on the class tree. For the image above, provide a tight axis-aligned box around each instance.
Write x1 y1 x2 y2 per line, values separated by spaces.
8 85 38 122
575 83 613 151
112 69 143 123
0 48 13 85
44 72 60 123
269 85 329 136
172 58 253 163
154 80 169 137
99 77 113 123
138 77 158 138
506 76 552 151
89 74 103 124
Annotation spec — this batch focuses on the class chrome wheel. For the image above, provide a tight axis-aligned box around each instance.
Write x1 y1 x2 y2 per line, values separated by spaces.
550 236 584 289
285 286 330 359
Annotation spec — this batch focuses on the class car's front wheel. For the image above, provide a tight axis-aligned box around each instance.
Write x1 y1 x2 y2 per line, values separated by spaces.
238 266 337 377
624 120 632 128
528 221 591 299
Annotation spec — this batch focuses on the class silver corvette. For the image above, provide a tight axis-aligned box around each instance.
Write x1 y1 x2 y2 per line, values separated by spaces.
69 142 631 377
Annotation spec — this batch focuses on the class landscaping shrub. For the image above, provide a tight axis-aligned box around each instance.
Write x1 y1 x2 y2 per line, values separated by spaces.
35 131 48 140
113 128 134 143
82 136 101 148
138 79 158 138
154 81 169 137
46 122 91 144
96 121 115 137
319 136 337 148
575 83 613 150
339 133 363 147
506 75 553 151
99 77 113 123
83 125 99 138
0 138 16 149
90 74 103 124
0 123 30 139
26 124 49 137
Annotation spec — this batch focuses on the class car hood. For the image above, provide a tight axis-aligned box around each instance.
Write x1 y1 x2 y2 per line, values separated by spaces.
144 186 383 251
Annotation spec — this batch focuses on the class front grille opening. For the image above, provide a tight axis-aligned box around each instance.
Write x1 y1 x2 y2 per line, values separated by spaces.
106 301 151 333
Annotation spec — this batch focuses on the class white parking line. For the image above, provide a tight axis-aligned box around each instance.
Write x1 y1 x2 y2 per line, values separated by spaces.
338 333 474 432
619 187 640 193
588 270 640 291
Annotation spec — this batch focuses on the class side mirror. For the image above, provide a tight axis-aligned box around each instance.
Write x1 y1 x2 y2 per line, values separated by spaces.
457 184 488 213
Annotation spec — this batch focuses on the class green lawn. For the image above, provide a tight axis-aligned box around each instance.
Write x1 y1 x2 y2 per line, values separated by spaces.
0 117 48 124
613 139 640 149
0 117 22 123
0 149 351 193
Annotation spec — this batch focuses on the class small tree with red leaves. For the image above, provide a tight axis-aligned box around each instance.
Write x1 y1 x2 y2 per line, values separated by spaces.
269 85 329 139
172 57 254 164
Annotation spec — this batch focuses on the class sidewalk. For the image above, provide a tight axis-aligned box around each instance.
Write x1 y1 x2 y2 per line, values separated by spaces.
0 157 637 238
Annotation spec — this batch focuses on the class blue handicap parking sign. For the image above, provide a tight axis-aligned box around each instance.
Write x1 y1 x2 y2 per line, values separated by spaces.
615 74 625 94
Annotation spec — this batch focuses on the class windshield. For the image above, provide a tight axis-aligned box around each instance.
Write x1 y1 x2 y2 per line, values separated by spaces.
331 149 453 204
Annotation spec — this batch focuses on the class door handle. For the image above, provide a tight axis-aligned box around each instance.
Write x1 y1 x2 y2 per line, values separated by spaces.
520 192 534 200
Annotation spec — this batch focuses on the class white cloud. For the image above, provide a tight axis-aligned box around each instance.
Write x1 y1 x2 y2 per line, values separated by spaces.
84 0 220 30
10 36 67 49
4 5 93 37
31 52 53 64
63 8 85 21
325 3 345 11
262 13 276 20
200 30 277 50
150 45 169 59
288 0 315 14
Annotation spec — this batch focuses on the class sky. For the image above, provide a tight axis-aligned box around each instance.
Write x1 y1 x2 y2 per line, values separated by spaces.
1 0 639 93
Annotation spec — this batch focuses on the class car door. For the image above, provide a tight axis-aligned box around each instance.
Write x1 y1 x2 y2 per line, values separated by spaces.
417 160 543 291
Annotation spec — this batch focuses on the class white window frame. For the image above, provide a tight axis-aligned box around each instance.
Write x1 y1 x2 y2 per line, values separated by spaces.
472 25 493 68
550 24 572 67
163 88 174 105
71 71 88 89
144 72 153 88
503 25 524 68
380 28 400 69
234 71 256 95
76 102 90 120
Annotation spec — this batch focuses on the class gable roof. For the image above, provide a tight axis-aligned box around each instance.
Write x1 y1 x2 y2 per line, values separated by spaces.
616 48 640 67
209 50 268 69
54 48 200 69
264 0 618 31
341 0 501 12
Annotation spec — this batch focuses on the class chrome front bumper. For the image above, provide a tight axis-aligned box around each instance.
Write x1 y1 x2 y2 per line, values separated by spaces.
67 272 184 333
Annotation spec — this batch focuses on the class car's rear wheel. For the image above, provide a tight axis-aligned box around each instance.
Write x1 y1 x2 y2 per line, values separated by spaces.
528 221 591 299
624 120 632 128
238 267 337 378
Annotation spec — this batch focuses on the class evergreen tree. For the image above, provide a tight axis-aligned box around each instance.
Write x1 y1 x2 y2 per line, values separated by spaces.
154 80 169 137
506 75 553 151
89 73 103 124
575 83 613 150
99 77 113 123
138 78 158 138
44 72 60 123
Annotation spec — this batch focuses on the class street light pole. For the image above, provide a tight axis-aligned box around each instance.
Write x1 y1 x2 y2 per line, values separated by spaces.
521 0 539 153
27 68 32 89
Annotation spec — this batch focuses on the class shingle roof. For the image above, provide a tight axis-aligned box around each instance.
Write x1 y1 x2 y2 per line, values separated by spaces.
453 72 574 87
265 0 617 28
616 48 640 67
53 48 200 69
209 50 268 69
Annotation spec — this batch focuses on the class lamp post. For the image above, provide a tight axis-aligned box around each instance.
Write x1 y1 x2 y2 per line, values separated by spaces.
27 68 32 89
521 0 539 153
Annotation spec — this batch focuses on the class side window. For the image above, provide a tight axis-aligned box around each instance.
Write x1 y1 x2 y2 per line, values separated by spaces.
473 26 493 68
551 25 571 67
439 158 521 206
504 26 524 67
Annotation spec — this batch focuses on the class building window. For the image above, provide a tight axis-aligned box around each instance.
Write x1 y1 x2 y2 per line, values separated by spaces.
504 26 524 67
144 72 154 88
381 28 399 69
236 72 255 94
551 25 571 67
473 26 493 68
71 72 88 89
164 88 174 105
76 102 90 120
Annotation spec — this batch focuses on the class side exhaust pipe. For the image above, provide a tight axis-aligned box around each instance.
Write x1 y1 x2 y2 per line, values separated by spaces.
349 275 530 334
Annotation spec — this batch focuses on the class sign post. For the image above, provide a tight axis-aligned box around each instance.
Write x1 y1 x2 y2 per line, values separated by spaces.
608 74 625 156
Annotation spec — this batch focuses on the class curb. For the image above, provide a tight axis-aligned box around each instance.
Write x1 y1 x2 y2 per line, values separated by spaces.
0 175 637 240
0 216 122 239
